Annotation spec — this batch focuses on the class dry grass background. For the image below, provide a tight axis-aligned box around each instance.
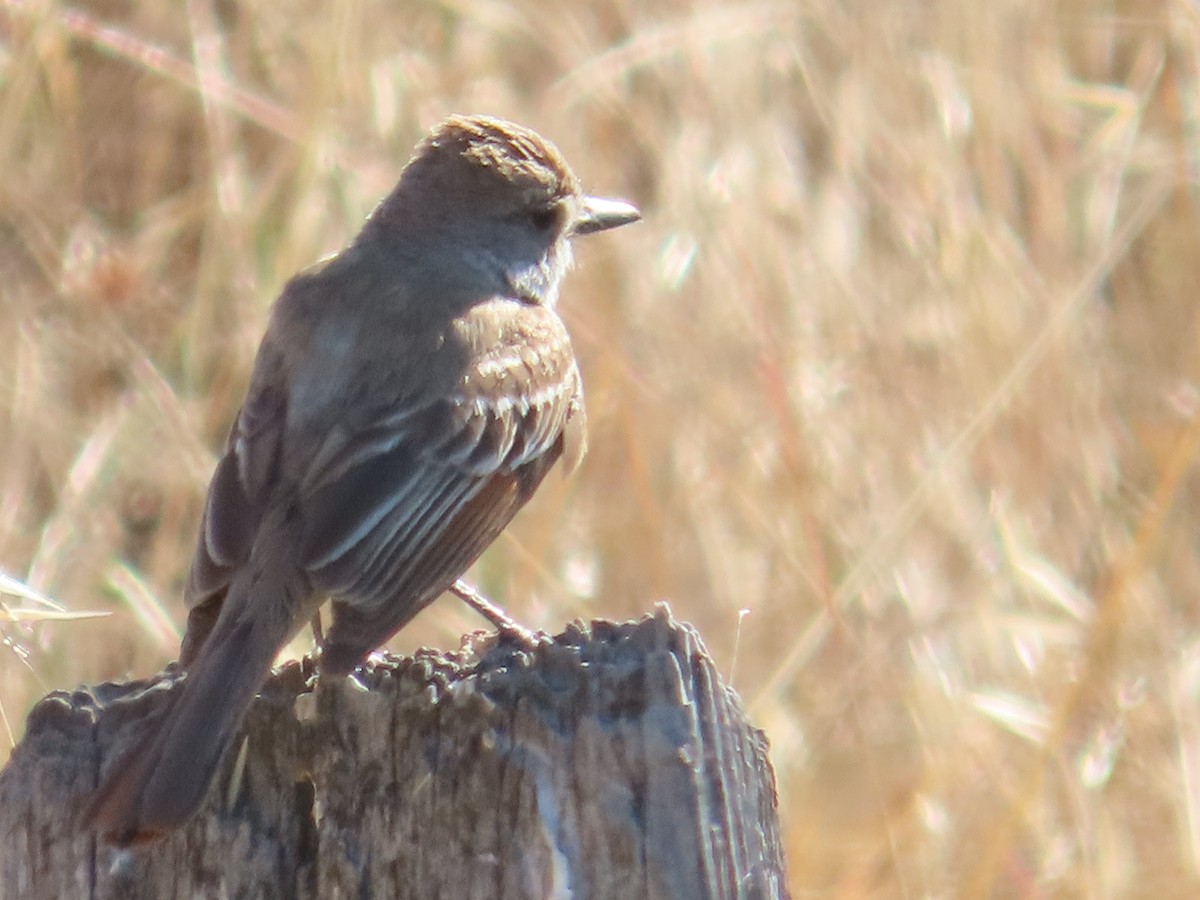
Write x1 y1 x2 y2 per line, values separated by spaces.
2 0 1200 895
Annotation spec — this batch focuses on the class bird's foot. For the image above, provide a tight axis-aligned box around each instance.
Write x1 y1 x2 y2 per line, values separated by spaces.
449 579 542 648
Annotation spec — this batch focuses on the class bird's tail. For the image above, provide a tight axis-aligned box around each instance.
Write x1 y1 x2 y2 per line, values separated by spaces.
83 576 295 846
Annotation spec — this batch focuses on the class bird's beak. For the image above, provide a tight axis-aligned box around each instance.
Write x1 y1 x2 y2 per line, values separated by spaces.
572 196 641 235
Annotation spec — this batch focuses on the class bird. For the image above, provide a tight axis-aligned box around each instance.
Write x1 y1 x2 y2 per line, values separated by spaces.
83 114 640 845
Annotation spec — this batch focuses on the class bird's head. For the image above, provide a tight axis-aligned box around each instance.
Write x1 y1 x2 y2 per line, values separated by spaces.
366 114 640 306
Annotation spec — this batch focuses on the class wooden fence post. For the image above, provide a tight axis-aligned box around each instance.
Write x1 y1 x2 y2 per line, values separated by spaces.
0 604 789 899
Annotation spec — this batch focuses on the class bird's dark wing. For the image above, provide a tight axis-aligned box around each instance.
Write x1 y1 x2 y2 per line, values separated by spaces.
180 348 288 663
300 306 585 673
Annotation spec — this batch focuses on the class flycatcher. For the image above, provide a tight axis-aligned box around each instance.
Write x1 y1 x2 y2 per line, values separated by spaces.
85 114 640 845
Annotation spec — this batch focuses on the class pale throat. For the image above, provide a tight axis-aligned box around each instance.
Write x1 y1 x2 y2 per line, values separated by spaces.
503 240 574 307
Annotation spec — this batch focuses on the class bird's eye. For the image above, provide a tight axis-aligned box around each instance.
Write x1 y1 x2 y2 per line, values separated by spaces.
529 204 563 232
